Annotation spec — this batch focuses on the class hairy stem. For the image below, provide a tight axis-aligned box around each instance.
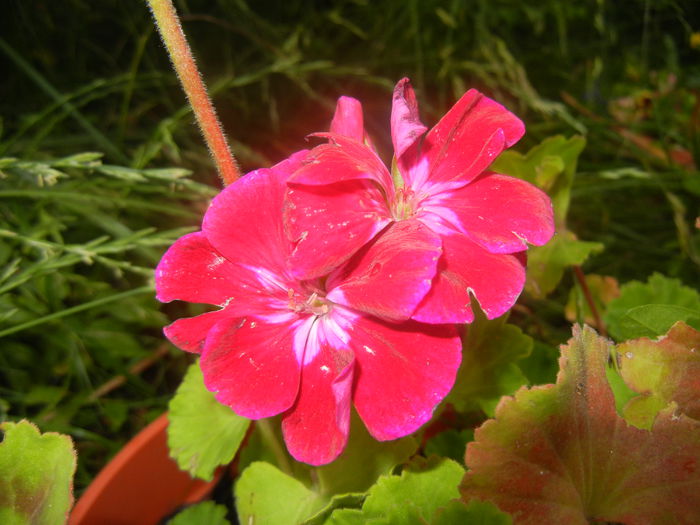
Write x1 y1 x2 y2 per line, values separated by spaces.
147 0 240 185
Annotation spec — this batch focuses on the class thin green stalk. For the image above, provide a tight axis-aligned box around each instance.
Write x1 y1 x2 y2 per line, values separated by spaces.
119 26 154 142
256 418 294 476
147 0 240 185
0 37 128 164
0 286 153 339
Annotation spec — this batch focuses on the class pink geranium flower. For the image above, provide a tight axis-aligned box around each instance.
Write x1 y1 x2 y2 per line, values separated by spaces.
285 78 555 323
155 152 461 465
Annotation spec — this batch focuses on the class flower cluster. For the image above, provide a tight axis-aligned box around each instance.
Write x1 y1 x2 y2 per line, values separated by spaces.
155 78 554 465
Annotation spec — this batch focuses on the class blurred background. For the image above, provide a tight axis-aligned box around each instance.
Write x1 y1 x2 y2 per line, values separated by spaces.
1 0 698 491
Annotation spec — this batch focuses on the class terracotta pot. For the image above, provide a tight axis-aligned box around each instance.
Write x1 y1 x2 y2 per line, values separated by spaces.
70 413 222 525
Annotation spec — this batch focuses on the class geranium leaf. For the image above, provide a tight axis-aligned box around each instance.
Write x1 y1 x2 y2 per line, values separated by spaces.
168 501 230 525
168 362 251 480
322 509 370 525
447 311 532 417
605 272 700 341
525 230 603 298
617 304 700 340
0 420 76 525
616 321 700 429
315 410 418 495
433 500 512 525
235 461 326 525
461 325 700 524
326 456 465 525
302 493 366 525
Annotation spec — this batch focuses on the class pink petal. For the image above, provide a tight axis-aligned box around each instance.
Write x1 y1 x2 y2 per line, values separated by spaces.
155 231 243 306
391 78 428 160
289 135 392 190
200 316 301 419
285 179 392 279
282 348 355 465
414 89 525 189
203 161 300 274
327 219 441 321
272 149 310 174
163 309 232 354
421 172 555 254
412 233 526 323
155 230 292 320
350 316 461 440
330 96 365 142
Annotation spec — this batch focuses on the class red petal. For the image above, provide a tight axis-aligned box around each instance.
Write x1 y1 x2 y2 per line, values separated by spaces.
155 230 292 320
421 172 555 254
163 309 232 354
327 219 440 321
155 231 243 306
412 233 526 323
330 96 364 142
290 135 392 190
203 165 295 275
200 316 301 419
285 179 391 279
272 149 309 174
350 316 461 440
391 78 428 160
416 90 525 188
282 348 355 465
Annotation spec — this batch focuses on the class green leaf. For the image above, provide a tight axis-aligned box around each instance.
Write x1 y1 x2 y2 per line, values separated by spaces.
525 230 603 298
96 165 148 182
433 499 512 525
302 493 366 525
461 325 700 523
616 322 700 428
605 364 639 418
605 273 700 341
322 509 369 525
168 501 230 525
235 462 326 525
0 420 76 525
447 311 532 417
168 362 251 481
616 304 700 340
316 411 418 495
326 456 464 525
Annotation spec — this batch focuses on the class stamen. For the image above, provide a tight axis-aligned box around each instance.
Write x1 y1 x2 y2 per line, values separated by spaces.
393 188 418 220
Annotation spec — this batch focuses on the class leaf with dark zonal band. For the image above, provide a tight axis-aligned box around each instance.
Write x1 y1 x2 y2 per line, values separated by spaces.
461 325 700 524
0 420 76 525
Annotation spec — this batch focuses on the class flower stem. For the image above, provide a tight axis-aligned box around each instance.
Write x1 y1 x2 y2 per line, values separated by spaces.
146 0 240 185
256 418 294 476
573 265 607 337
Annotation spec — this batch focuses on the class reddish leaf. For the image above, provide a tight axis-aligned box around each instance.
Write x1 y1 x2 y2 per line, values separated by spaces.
461 325 700 524
617 321 700 428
